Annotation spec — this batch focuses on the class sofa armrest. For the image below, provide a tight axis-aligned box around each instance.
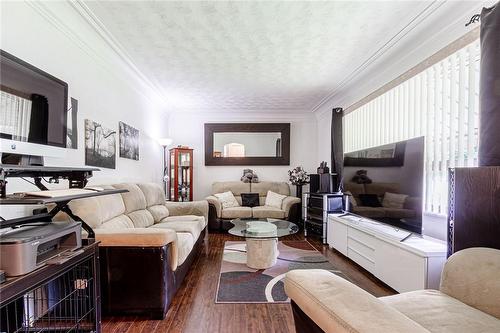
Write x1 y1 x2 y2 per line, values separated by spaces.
282 196 301 218
94 228 178 271
205 196 222 218
440 247 500 319
285 269 429 333
165 200 209 222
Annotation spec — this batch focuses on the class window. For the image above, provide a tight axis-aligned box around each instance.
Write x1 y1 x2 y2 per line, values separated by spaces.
343 39 480 215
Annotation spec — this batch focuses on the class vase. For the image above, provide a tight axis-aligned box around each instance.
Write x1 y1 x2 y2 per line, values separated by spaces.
295 184 303 199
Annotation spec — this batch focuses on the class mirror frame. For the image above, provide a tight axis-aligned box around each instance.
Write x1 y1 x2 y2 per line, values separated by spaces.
204 123 290 166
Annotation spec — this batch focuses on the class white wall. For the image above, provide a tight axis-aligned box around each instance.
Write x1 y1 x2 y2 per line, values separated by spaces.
168 112 317 200
0 2 168 218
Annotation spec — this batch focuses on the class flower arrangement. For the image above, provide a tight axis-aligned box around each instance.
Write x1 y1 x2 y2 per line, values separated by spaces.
288 166 309 186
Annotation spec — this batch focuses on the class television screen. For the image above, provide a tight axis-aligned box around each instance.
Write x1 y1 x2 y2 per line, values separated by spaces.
0 50 68 148
343 137 424 234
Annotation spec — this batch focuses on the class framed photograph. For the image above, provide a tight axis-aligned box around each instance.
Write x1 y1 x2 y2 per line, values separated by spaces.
119 121 139 160
85 119 116 169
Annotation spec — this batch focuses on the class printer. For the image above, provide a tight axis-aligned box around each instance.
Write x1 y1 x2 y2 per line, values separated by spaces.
0 221 82 276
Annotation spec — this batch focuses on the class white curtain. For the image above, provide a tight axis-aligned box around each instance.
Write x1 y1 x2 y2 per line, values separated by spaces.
0 90 32 141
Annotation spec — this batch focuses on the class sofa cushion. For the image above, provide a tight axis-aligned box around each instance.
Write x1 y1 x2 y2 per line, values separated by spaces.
147 204 170 222
176 232 194 265
365 182 400 197
383 208 416 219
67 185 125 229
127 210 154 228
344 182 365 199
113 183 147 213
251 181 290 196
161 215 206 228
241 193 259 207
137 183 166 206
381 290 500 333
150 220 203 240
382 192 408 209
252 206 286 219
214 191 240 209
265 190 286 209
352 206 386 218
212 181 250 196
98 215 135 229
358 194 382 207
221 206 252 219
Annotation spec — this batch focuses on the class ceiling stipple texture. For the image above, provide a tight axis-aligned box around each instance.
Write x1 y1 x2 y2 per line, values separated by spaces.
84 1 430 112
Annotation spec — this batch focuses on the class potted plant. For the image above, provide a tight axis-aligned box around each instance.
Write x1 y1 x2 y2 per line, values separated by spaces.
288 166 309 199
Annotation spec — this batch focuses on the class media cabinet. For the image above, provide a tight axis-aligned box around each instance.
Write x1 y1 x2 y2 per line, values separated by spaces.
328 213 447 293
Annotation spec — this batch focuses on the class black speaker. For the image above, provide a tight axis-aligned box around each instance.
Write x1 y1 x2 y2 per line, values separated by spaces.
310 174 320 193
309 174 337 193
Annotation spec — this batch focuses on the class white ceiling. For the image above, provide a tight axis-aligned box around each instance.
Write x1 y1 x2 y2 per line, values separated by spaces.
82 1 438 112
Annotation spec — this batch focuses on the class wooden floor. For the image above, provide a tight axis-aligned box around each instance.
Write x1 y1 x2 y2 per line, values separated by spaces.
102 232 396 333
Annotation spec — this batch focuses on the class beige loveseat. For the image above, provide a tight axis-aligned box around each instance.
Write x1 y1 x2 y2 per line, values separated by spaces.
285 247 500 333
205 181 301 231
60 182 208 319
345 182 421 220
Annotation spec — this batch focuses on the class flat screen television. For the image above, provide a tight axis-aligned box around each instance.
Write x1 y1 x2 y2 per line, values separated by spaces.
343 136 424 234
0 50 68 155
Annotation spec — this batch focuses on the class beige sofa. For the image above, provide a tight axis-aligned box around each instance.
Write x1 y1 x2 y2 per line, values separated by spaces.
60 182 208 319
284 247 500 333
205 181 301 231
345 182 421 220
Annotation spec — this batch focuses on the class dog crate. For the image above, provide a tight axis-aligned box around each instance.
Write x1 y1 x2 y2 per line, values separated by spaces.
0 241 100 333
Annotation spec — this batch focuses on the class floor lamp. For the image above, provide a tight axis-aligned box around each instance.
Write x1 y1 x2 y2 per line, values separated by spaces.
158 138 173 199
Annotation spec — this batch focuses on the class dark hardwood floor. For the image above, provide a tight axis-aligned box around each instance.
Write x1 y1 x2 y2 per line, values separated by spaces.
102 232 396 333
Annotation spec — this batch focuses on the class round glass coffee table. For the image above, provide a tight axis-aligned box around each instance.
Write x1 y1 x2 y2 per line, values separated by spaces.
229 218 299 269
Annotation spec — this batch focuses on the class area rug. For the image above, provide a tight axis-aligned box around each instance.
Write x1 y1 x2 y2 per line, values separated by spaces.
216 240 350 303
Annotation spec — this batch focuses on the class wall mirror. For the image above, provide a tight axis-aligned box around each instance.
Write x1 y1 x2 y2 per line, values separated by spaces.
204 123 290 165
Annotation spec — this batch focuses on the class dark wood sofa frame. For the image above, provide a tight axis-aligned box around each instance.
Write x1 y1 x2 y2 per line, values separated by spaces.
99 228 207 319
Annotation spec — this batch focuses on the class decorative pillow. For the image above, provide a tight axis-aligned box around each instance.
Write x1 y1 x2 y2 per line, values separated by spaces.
265 190 286 209
382 192 408 209
214 191 239 209
358 194 382 207
241 193 259 207
344 191 357 208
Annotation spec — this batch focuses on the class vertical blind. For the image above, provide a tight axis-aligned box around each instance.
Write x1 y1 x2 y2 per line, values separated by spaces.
343 40 480 215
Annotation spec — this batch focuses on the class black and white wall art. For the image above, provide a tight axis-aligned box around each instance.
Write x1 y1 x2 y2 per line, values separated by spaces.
119 121 140 160
85 119 116 169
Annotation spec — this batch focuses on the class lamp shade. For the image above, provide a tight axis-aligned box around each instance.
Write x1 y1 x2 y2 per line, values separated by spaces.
157 138 173 147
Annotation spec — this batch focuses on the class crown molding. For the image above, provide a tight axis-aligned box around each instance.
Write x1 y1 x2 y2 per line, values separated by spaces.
24 0 166 107
310 0 445 113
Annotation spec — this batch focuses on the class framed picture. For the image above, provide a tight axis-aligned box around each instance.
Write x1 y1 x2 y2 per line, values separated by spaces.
119 121 139 160
85 119 116 169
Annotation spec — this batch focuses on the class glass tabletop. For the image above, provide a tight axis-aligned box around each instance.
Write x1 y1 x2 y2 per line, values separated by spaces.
228 218 299 239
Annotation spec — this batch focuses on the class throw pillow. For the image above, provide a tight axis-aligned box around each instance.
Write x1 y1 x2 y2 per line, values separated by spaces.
358 194 382 207
344 191 357 208
265 190 286 209
241 193 259 207
382 192 408 209
214 191 239 209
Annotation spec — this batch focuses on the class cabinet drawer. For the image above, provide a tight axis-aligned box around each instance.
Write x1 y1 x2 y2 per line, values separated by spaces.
348 228 378 250
347 246 376 274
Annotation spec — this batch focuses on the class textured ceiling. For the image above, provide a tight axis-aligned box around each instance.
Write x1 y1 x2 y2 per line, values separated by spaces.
84 1 430 112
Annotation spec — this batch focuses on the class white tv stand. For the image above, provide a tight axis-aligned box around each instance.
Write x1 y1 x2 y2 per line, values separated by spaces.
328 213 447 293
